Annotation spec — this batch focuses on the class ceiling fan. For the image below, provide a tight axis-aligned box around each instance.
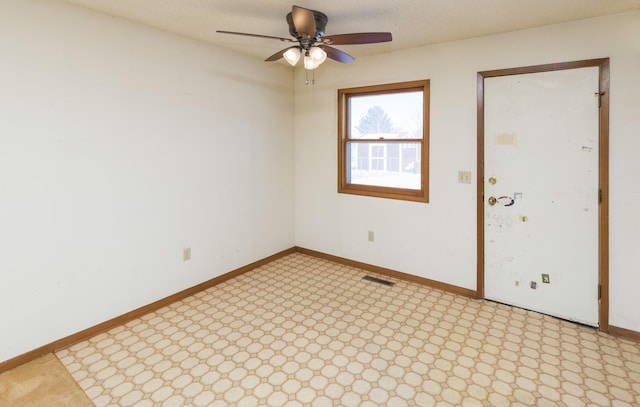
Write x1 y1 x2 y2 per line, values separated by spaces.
217 5 392 73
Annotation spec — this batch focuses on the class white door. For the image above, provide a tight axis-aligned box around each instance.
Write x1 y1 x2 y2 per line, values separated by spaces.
484 67 600 326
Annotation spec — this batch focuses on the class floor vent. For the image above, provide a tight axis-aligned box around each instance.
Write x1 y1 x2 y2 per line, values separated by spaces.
362 275 395 286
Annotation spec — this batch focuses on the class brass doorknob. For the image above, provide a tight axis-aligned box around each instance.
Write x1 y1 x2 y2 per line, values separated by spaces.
488 196 497 206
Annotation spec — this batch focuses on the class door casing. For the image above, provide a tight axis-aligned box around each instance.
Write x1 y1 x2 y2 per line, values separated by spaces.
476 58 610 331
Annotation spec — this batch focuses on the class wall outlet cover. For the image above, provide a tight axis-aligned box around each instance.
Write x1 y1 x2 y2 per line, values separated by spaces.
541 274 550 284
530 281 537 289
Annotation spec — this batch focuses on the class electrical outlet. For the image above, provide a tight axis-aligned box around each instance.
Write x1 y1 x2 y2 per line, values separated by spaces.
541 274 550 284
458 171 472 184
368 231 375 242
183 248 191 261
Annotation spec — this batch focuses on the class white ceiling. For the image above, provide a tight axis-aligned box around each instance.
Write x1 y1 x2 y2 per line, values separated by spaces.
60 0 640 62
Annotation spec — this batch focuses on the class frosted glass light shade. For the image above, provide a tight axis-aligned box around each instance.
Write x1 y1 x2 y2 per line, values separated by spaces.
308 47 327 65
303 47 327 70
283 47 301 66
303 55 318 70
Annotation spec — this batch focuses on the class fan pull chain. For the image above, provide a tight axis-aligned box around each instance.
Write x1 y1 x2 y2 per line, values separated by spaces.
304 69 316 86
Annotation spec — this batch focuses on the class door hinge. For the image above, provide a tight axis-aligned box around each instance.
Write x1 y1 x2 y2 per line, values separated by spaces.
595 91 606 108
598 284 602 300
599 189 602 204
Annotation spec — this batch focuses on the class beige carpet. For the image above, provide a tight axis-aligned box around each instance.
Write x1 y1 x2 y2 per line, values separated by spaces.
0 353 94 407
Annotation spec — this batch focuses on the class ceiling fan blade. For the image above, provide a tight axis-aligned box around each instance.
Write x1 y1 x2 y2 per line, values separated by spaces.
265 46 298 62
292 5 316 38
217 30 294 43
320 45 355 64
322 32 392 45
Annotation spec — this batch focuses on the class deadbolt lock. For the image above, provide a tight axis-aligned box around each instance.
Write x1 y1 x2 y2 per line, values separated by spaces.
488 196 497 206
488 177 497 185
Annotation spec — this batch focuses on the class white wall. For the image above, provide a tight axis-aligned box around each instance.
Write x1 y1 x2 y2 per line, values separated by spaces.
0 0 295 362
294 12 640 331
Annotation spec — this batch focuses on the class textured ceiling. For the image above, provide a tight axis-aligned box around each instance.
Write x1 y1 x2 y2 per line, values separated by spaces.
60 0 640 61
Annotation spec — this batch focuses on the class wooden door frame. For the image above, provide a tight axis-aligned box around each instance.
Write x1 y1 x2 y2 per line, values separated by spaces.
476 58 610 332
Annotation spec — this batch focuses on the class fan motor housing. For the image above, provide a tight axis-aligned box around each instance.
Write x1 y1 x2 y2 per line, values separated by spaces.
286 10 328 40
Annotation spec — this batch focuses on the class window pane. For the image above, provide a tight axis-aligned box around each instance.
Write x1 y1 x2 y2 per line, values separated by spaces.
347 142 421 190
338 79 429 202
349 91 423 140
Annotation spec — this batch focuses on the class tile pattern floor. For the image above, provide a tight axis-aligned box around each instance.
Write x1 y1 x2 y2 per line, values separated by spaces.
57 253 640 406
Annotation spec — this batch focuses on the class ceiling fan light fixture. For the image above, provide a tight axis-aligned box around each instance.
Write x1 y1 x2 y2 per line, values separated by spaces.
283 47 301 66
303 47 327 70
217 5 392 81
303 55 318 70
309 46 327 65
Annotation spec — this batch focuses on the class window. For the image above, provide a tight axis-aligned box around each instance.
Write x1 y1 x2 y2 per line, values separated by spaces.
338 80 430 202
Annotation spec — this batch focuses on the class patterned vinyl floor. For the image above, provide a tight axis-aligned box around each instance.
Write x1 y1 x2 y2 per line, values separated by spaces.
57 253 640 406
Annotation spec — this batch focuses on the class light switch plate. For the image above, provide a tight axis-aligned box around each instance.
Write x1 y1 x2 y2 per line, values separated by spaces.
458 171 472 184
